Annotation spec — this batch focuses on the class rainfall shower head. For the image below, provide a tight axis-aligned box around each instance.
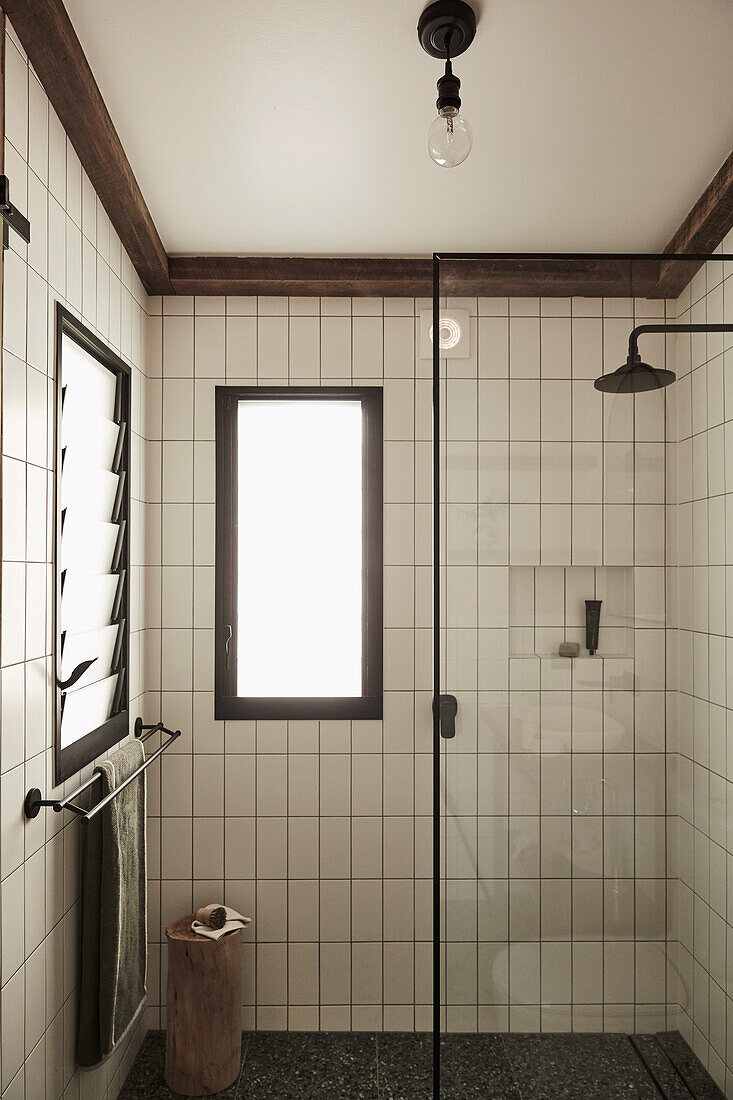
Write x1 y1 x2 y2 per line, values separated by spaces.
594 321 733 394
594 353 675 394
594 323 678 394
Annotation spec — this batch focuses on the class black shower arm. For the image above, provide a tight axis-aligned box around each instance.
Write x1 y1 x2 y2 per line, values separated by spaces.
628 322 733 361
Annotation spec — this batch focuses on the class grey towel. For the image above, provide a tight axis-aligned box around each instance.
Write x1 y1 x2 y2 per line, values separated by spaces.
78 739 147 1068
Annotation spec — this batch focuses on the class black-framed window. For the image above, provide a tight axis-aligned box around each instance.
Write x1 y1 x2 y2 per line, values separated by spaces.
54 304 130 784
215 386 383 720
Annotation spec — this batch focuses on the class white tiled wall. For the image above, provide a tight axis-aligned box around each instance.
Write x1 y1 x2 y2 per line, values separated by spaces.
144 294 436 1031
147 288 677 1039
440 294 672 1034
3 10 731 1089
666 239 733 1095
0 21 151 1100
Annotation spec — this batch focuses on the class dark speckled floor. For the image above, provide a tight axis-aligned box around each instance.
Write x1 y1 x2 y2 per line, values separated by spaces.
118 1029 724 1099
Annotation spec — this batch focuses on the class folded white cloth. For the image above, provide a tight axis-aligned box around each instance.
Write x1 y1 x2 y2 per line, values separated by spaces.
191 904 252 941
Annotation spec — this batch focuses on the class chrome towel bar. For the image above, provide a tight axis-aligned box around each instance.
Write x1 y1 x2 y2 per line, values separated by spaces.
24 717 181 821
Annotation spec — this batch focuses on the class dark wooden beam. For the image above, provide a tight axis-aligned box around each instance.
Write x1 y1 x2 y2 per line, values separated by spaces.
2 0 172 294
169 255 662 299
169 256 434 298
439 257 661 299
650 150 733 298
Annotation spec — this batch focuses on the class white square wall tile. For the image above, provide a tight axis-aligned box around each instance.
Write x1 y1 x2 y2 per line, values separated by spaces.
478 317 509 378
509 381 540 441
162 441 194 502
509 505 540 565
194 296 225 316
385 316 415 375
288 316 320 379
3 250 27 361
28 79 49 189
258 316 289 379
4 38 28 161
540 318 572 377
540 381 571 441
226 316 257 379
162 379 194 439
320 316 351 379
510 318 540 377
2 457 25 561
195 316 226 377
1 665 25 775
163 316 194 376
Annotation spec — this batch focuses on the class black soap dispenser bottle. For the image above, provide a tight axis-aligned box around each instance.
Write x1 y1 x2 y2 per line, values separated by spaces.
585 600 602 656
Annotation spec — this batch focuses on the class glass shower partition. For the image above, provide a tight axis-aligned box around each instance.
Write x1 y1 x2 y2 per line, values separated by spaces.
432 254 732 1096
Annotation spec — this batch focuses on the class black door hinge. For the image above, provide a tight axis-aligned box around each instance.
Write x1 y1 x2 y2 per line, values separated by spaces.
0 175 30 250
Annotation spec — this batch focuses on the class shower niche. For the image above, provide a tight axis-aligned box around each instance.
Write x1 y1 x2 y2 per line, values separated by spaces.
508 565 635 659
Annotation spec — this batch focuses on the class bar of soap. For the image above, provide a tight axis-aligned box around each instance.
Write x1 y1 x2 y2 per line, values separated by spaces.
558 642 580 657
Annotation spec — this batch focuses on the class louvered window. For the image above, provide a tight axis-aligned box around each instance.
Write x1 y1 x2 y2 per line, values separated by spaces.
54 305 130 783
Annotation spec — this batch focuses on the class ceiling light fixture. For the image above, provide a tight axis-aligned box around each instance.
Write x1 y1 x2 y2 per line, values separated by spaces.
418 0 477 168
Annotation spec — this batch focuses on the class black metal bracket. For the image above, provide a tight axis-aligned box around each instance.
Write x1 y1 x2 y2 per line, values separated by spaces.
134 716 163 738
0 176 30 249
434 693 458 738
24 786 85 819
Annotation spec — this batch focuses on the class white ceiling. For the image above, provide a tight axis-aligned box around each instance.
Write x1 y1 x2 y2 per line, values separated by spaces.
64 0 733 257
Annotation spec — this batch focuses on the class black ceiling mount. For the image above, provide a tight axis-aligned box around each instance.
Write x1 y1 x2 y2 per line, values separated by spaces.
418 0 477 58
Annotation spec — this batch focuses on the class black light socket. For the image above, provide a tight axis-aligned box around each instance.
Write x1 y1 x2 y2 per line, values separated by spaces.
436 60 461 112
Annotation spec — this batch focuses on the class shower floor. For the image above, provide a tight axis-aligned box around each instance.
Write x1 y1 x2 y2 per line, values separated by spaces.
119 1028 723 1099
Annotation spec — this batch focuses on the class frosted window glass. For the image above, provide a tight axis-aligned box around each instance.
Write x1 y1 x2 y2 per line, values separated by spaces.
60 334 117 423
59 673 118 748
61 467 119 521
237 400 363 697
57 326 126 756
60 519 119 574
60 623 120 690
61 416 120 469
60 575 118 633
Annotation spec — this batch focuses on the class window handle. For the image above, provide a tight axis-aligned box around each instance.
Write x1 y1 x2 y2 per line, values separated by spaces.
224 625 233 668
57 657 97 691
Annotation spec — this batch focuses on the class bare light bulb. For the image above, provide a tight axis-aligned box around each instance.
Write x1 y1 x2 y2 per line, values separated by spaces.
427 106 472 168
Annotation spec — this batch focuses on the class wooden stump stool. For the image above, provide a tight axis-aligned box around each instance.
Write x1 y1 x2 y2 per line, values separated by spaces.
165 914 243 1095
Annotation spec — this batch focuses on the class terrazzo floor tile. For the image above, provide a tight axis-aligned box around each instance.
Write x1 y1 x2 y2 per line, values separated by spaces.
117 1031 245 1099
375 1032 522 1099
238 1031 379 1099
439 1034 521 1099
120 1027 725 1099
501 1033 660 1099
375 1032 433 1098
